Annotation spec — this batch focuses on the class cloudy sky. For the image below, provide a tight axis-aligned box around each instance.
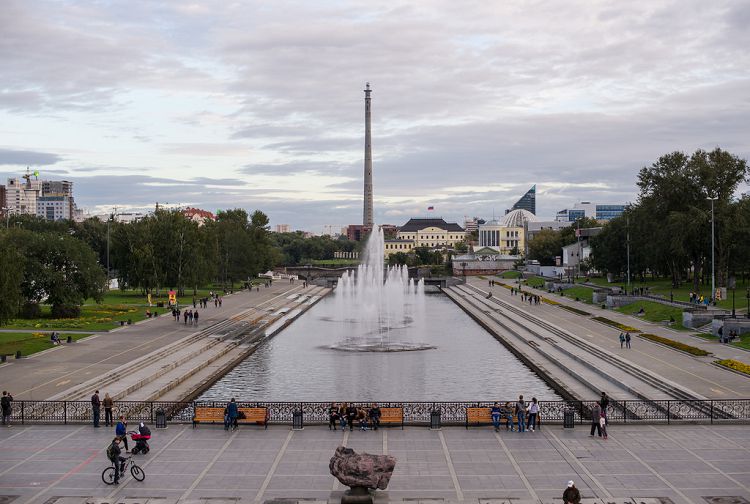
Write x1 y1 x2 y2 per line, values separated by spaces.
1 0 749 232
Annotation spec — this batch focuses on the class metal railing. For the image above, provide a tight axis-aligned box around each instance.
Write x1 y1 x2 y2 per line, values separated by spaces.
3 399 750 426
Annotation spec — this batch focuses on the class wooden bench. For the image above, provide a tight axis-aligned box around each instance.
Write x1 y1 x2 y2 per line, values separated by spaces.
193 406 268 429
378 407 404 429
465 407 517 429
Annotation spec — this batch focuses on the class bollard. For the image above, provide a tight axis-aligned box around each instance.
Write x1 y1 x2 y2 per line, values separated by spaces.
155 409 167 429
1 355 6 363
15 350 22 360
292 410 303 430
430 410 441 430
120 320 125 326
563 408 575 429
66 335 72 343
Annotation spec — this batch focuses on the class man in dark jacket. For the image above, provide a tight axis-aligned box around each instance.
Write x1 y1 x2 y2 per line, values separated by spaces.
563 480 581 504
1 391 12 426
107 437 126 484
91 390 101 427
368 403 381 431
346 404 357 432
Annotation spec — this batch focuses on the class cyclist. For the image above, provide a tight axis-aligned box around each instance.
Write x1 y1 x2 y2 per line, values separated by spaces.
106 437 126 484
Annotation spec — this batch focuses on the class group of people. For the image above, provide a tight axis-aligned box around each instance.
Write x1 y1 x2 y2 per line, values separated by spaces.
327 403 382 431
490 396 540 432
90 390 116 427
589 392 609 440
719 327 740 344
618 332 632 349
689 292 711 306
107 418 151 484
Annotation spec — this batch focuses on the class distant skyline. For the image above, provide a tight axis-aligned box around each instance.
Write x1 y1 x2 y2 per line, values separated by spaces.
1 0 749 232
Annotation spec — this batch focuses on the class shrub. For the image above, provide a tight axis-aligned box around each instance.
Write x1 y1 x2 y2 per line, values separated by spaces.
51 304 82 319
591 316 640 332
639 333 710 356
715 359 750 375
541 298 559 305
20 302 42 319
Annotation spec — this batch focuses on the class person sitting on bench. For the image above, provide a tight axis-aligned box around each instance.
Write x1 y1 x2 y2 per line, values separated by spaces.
50 332 61 345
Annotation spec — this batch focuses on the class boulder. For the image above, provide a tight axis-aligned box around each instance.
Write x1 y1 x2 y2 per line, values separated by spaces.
329 446 397 490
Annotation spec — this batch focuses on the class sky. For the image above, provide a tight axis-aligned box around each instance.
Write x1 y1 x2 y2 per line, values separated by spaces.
1 0 749 233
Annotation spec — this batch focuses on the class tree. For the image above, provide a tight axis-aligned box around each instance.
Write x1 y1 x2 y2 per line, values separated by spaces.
527 229 562 266
0 238 23 324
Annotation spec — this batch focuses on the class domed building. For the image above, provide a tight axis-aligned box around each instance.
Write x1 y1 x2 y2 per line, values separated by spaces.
476 209 537 256
501 208 538 228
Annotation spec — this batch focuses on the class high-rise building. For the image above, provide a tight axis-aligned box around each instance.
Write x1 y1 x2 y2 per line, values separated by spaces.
507 185 536 215
4 173 79 221
362 83 374 228
556 202 625 222
275 224 291 233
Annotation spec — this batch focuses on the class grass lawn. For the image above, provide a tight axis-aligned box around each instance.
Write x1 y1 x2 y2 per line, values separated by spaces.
525 276 545 288
5 304 149 331
562 285 594 303
582 276 748 311
616 300 688 330
0 332 92 356
732 334 750 351
84 286 243 306
497 271 522 279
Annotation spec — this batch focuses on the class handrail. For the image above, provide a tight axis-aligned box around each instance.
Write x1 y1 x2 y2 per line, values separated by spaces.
2 399 749 425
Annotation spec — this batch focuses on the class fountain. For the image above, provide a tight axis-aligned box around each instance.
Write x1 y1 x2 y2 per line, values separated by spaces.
330 227 435 352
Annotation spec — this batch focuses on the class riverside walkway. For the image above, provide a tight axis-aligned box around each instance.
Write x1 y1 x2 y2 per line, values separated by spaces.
0 424 748 504
0 283 311 400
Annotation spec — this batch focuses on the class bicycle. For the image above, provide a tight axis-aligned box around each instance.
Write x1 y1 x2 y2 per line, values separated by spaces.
101 456 145 485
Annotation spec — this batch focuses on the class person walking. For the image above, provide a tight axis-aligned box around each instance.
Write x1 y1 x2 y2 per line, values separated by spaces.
516 395 526 433
193 310 199 326
91 390 101 427
619 333 625 348
103 393 114 427
527 397 539 432
590 402 602 437
600 410 608 440
599 392 609 424
225 398 239 431
1 391 13 426
115 416 129 452
491 402 502 432
563 480 581 504
183 310 189 325
625 332 631 349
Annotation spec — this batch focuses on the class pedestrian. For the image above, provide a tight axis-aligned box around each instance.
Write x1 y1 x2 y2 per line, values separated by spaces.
563 480 581 504
619 332 625 348
369 403 381 430
183 310 188 324
346 403 357 432
91 390 101 427
516 395 526 432
218 297 222 307
225 398 238 431
188 310 193 324
115 415 129 452
590 402 602 437
491 402 502 432
527 397 539 432
103 393 114 427
600 410 608 440
625 332 631 349
193 310 199 326
1 391 13 426
215 297 218 307
328 402 339 430
599 392 609 424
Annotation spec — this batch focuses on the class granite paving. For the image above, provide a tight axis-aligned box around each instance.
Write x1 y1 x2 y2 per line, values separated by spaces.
0 424 747 504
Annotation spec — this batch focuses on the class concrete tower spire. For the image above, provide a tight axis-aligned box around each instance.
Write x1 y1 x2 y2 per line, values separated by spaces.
363 82 374 228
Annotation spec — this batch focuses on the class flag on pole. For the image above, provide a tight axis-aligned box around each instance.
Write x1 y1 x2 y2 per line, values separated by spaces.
427 206 434 211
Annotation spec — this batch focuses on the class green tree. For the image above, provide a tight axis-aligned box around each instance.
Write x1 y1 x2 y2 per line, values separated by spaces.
527 229 562 266
0 238 23 324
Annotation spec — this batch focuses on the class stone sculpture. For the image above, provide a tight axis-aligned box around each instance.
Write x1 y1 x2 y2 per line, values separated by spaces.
329 446 397 503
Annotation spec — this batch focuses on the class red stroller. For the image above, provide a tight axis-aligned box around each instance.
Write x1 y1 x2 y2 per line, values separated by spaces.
128 423 151 454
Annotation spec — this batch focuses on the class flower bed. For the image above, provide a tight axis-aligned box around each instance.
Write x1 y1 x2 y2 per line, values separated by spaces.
715 359 750 375
559 305 591 316
591 316 640 332
639 333 710 356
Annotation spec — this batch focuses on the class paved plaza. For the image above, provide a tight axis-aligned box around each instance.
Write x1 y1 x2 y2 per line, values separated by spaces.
0 423 749 504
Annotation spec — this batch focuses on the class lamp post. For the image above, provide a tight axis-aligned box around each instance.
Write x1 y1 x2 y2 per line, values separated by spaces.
626 209 631 295
708 196 717 302
461 262 467 282
729 276 736 318
746 287 749 319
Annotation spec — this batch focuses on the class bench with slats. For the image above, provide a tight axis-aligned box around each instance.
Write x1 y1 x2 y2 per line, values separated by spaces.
193 406 268 429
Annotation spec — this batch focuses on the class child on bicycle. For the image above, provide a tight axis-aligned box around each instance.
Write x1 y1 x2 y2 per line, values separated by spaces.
107 437 126 484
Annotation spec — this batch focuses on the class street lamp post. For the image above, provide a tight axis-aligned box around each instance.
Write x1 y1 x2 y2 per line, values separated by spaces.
626 210 631 295
746 287 749 319
708 196 717 303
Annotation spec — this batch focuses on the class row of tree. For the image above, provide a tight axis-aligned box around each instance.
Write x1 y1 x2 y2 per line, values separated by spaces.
0 208 277 323
590 148 749 290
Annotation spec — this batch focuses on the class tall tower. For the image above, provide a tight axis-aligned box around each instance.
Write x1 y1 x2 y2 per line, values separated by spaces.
362 82 374 228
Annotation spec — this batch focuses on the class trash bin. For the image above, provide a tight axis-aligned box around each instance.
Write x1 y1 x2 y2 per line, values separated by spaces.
66 335 73 343
430 410 441 430
292 410 303 430
15 350 22 360
563 408 575 429
155 409 167 428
